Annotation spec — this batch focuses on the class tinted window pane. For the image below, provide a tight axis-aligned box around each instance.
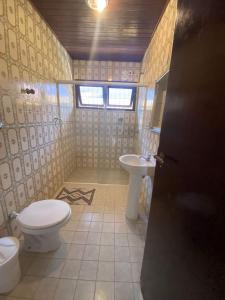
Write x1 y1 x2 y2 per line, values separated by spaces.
108 88 132 106
80 86 104 105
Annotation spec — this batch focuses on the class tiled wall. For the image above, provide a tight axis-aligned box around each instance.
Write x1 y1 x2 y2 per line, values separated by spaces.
74 109 137 169
137 0 177 211
73 60 141 82
0 0 177 236
58 84 76 179
0 0 73 236
73 60 141 169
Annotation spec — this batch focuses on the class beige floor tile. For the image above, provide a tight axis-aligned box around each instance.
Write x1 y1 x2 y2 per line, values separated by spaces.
115 282 135 300
131 263 141 283
95 281 114 300
53 278 76 300
63 220 78 231
80 213 93 221
115 246 130 262
104 208 115 214
133 283 143 300
61 260 81 279
76 221 91 231
74 280 95 300
102 223 115 233
97 262 114 281
103 213 115 222
72 231 88 244
70 212 82 221
128 234 145 247
83 207 95 213
79 261 98 280
16 182 146 300
44 258 65 278
83 245 100 260
115 234 129 246
136 223 148 236
47 243 71 259
68 244 85 260
115 223 128 234
71 205 85 214
19 255 34 275
115 262 132 282
87 232 101 245
100 233 115 245
60 230 74 243
129 247 144 263
91 213 104 222
91 205 105 213
89 222 103 232
33 277 58 300
126 223 140 235
99 245 115 261
10 276 40 298
26 258 50 276
66 168 128 185
115 214 127 223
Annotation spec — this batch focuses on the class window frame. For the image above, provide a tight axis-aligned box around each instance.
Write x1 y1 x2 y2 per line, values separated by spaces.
75 83 136 111
106 85 136 110
75 84 106 109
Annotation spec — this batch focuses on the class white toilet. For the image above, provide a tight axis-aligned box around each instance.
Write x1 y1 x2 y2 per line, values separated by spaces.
16 199 71 253
0 237 21 294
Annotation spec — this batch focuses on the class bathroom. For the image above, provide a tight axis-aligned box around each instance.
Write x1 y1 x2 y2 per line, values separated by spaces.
1 0 225 299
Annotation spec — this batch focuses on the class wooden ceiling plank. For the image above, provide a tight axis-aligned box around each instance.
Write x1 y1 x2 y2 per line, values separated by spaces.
30 0 167 61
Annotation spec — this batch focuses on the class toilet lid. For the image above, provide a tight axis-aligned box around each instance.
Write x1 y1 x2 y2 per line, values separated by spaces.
17 200 71 230
0 237 19 265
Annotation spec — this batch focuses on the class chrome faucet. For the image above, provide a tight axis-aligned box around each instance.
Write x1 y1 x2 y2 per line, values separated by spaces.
139 153 151 161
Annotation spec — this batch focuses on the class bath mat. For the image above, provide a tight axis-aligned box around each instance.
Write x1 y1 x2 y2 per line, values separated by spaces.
56 186 96 205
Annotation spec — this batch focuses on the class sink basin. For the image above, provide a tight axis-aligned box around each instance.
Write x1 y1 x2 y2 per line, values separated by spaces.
119 154 155 220
119 154 155 176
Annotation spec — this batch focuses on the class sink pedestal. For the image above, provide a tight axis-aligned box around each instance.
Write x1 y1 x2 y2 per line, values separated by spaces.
119 154 155 221
126 174 142 220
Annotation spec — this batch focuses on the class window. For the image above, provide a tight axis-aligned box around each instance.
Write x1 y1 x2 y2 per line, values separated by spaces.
77 85 104 108
76 84 136 110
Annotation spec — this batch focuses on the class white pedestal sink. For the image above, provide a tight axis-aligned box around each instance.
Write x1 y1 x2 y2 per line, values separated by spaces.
119 154 155 220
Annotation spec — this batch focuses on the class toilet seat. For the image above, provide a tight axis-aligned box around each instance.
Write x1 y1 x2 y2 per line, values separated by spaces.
17 200 71 230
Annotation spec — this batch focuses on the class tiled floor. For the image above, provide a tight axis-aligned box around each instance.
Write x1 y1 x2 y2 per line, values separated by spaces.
1 184 147 300
66 168 129 185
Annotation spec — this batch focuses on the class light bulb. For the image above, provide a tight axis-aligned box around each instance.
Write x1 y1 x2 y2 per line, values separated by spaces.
97 0 107 12
86 0 108 13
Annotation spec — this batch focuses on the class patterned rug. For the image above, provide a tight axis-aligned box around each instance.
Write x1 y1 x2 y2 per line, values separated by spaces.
56 186 96 205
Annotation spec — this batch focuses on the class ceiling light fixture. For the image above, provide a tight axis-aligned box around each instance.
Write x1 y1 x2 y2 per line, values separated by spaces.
85 0 108 12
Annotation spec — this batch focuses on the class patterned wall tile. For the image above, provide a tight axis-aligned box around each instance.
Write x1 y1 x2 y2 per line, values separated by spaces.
0 0 73 236
74 60 141 83
73 60 141 169
0 0 177 236
136 0 177 212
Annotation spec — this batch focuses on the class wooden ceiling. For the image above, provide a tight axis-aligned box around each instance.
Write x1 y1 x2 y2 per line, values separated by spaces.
30 0 168 62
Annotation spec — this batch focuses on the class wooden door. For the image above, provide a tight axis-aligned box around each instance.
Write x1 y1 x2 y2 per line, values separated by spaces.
141 0 225 299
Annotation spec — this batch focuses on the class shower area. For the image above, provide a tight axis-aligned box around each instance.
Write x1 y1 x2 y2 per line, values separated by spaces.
58 83 136 185
57 60 142 185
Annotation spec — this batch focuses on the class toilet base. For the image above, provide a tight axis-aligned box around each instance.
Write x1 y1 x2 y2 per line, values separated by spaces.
23 231 61 252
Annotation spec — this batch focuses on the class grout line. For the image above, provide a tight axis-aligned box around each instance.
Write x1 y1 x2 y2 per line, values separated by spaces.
19 184 144 300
